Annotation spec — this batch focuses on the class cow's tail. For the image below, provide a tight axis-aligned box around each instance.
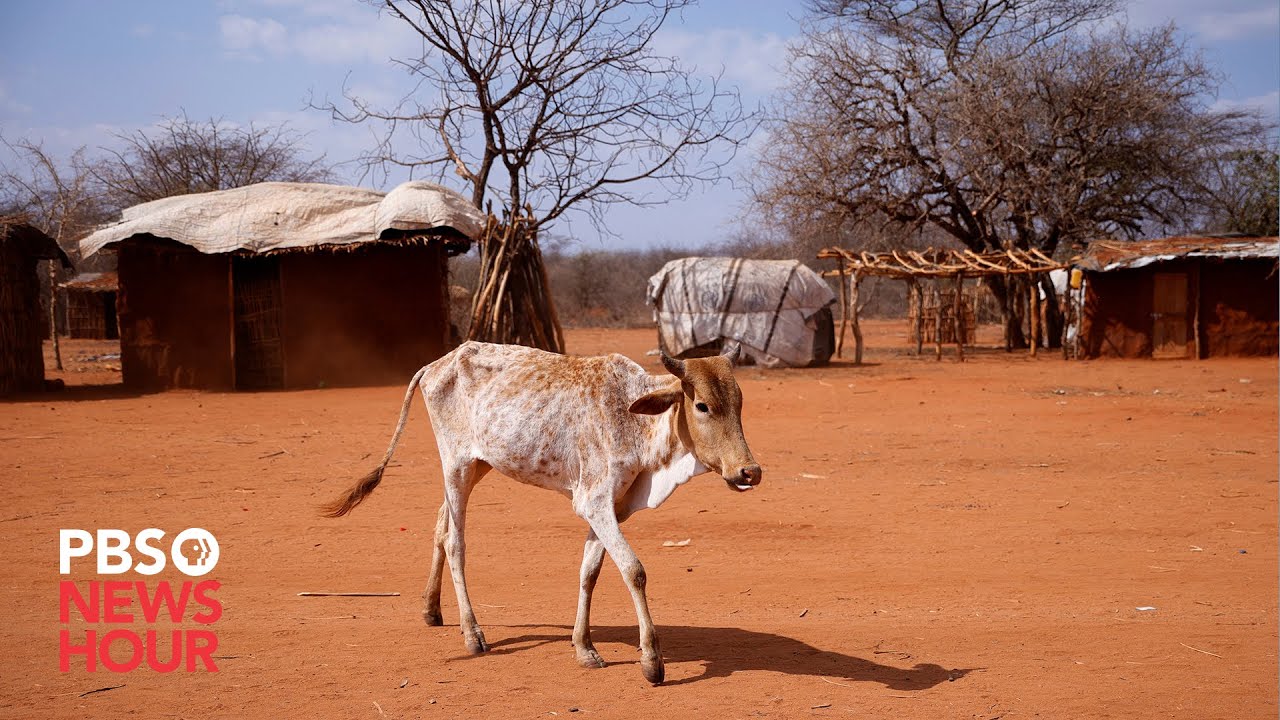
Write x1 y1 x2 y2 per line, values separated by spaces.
319 364 433 518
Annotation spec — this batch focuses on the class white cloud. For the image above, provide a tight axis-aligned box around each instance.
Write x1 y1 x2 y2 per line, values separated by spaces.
1193 5 1280 41
219 14 288 59
653 27 791 96
217 3 418 66
289 22 421 66
231 0 373 23
0 82 32 115
1126 0 1280 40
1212 89 1280 119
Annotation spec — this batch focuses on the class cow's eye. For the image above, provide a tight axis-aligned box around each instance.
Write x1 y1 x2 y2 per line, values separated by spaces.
695 402 710 414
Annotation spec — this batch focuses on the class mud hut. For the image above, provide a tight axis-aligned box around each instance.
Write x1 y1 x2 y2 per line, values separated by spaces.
1071 236 1278 359
1 221 72 394
647 257 836 367
60 271 119 339
79 181 485 390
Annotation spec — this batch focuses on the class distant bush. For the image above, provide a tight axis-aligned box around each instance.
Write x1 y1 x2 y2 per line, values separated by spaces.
446 229 940 331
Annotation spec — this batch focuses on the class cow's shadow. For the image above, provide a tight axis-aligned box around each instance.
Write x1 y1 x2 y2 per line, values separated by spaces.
476 623 973 689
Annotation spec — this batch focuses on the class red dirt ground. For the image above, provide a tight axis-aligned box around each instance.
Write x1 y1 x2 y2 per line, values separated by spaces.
3 321 1276 719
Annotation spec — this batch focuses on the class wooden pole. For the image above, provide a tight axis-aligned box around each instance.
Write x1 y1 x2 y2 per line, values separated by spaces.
1003 276 1015 352
913 280 924 355
835 257 848 359
1029 273 1039 357
1061 280 1071 360
953 273 965 362
850 270 863 365
933 280 943 361
48 260 62 371
1191 262 1202 360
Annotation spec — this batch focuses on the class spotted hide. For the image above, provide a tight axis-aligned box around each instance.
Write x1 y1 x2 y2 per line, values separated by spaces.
322 341 761 684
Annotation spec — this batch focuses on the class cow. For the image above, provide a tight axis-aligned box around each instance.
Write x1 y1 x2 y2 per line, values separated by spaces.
321 340 761 685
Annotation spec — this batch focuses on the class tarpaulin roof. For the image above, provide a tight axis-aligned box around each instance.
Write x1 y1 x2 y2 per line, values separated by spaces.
1076 236 1278 272
79 180 486 259
647 257 836 368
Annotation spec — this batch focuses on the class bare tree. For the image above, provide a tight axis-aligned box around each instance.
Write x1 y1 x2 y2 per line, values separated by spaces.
0 137 107 369
319 0 754 351
322 0 755 230
90 111 332 210
1197 140 1279 237
755 0 1266 347
0 138 104 256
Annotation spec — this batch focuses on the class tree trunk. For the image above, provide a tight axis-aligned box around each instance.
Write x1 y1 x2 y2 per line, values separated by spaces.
850 271 863 365
48 260 62 371
1038 274 1064 350
984 275 1028 350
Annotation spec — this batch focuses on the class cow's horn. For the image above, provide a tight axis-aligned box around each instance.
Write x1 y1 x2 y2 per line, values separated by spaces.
720 342 741 367
660 352 686 380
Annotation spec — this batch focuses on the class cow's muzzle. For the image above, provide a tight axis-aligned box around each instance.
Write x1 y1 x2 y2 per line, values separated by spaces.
725 464 762 492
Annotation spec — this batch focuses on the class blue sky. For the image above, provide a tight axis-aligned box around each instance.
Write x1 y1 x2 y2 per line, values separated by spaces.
1 0 1276 250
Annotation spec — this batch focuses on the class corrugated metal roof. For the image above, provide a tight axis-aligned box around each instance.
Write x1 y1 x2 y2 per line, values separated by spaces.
60 271 118 292
1076 236 1278 272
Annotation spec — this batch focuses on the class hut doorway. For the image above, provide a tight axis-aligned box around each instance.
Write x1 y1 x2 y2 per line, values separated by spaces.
100 293 118 340
232 256 285 389
1152 272 1190 359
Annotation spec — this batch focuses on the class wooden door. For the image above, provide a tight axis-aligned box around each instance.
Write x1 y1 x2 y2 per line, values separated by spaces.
232 256 285 389
1151 272 1189 359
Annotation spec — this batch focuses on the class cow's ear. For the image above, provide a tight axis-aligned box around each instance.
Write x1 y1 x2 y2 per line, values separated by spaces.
629 385 682 415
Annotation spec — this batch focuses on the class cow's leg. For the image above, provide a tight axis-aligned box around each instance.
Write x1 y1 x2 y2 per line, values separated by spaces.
422 501 449 626
442 458 489 654
572 505 636 669
572 529 607 668
581 504 663 684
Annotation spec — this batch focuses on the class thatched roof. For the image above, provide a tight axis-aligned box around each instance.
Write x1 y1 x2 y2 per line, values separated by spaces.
0 220 72 268
79 180 487 259
1077 236 1279 272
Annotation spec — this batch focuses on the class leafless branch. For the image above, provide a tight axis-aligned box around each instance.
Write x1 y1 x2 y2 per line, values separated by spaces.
316 0 758 233
753 0 1269 347
88 110 333 209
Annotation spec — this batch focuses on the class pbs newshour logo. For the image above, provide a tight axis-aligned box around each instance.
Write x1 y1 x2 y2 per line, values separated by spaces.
59 528 223 673
60 528 220 576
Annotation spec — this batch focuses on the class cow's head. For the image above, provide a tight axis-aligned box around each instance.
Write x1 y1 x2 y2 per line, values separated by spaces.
629 344 762 492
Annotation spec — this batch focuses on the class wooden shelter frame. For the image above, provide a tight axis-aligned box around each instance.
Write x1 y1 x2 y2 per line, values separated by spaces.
816 246 1070 363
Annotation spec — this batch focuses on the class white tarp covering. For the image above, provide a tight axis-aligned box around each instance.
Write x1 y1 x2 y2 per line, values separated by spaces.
80 180 486 258
647 257 836 368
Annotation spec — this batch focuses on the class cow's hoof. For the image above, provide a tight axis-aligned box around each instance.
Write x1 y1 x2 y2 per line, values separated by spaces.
575 647 606 669
423 609 443 626
641 655 664 685
464 631 489 654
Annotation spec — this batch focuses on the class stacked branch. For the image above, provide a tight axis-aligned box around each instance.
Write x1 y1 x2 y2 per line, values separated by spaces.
467 211 564 353
817 247 1067 279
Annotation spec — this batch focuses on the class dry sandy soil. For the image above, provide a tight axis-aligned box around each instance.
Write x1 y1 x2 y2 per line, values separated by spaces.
2 321 1275 719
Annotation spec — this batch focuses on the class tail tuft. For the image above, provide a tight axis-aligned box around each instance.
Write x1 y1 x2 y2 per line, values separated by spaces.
318 465 385 518
319 363 430 519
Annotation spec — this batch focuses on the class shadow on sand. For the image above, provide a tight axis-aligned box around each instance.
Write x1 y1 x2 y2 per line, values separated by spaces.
472 623 974 689
1 382 147 404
